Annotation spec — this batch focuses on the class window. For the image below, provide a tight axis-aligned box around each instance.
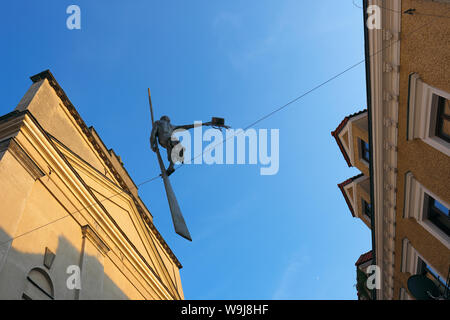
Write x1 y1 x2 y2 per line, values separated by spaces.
362 199 372 219
360 140 370 163
407 73 450 156
426 196 450 237
417 257 449 297
22 268 54 300
434 94 450 143
404 172 450 248
401 238 449 299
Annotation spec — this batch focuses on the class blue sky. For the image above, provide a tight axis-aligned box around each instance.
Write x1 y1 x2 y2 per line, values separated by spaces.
0 0 371 299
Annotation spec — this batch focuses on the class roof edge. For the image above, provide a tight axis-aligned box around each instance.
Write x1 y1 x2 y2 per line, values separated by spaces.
355 250 373 266
337 173 364 218
331 109 367 167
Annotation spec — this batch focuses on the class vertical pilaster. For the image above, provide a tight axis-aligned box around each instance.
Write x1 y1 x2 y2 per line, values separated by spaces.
77 225 109 300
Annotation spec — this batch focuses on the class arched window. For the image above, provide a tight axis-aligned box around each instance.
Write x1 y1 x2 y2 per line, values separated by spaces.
22 267 54 300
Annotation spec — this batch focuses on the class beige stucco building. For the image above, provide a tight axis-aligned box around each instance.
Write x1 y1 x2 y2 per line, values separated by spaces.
333 0 449 299
0 70 184 300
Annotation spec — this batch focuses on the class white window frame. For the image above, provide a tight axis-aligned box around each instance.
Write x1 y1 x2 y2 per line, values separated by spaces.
404 172 450 249
401 238 446 279
401 238 420 275
407 73 450 157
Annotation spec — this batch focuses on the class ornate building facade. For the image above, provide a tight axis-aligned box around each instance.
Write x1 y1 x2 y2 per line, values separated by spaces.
0 70 184 300
333 0 449 299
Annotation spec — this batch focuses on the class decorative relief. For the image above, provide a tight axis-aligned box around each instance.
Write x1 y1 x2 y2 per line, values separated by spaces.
81 225 110 256
5 138 45 180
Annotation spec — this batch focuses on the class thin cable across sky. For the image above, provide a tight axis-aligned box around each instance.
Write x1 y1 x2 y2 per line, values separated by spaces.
1 4 445 248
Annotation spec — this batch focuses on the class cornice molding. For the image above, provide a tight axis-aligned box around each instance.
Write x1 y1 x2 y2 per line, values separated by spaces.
82 224 110 256
8 138 45 180
0 136 45 180
367 0 402 300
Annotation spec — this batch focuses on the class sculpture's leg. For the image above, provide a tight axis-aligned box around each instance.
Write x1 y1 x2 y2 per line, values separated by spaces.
166 145 175 176
179 144 184 164
172 140 184 163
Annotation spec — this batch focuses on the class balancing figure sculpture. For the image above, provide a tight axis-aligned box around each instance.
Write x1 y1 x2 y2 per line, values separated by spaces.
147 89 229 241
150 115 229 176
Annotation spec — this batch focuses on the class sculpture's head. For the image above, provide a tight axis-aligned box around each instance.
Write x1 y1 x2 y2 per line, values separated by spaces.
160 115 170 123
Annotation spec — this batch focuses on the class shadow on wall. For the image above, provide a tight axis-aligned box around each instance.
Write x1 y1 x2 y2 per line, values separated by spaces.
0 227 134 300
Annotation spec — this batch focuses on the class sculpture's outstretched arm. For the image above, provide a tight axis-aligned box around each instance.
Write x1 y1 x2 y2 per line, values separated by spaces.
174 122 208 130
174 121 229 130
